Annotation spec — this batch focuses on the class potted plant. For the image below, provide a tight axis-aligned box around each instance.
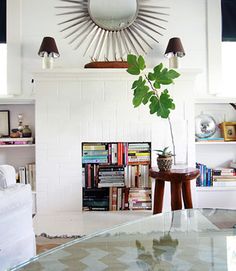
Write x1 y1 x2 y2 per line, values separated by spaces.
126 54 180 169
155 147 175 171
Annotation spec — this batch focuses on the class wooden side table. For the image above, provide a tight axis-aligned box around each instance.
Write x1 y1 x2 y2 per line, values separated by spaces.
149 168 200 214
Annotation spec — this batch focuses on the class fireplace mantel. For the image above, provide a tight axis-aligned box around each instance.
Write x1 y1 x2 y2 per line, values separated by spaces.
34 67 200 214
33 68 201 81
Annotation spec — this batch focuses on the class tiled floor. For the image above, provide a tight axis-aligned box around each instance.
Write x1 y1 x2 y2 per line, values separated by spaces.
33 210 152 236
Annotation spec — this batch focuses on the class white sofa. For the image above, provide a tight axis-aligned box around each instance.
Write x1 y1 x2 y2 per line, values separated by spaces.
0 165 36 271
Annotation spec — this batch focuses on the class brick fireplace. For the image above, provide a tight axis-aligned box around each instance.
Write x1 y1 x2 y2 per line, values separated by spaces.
34 69 199 214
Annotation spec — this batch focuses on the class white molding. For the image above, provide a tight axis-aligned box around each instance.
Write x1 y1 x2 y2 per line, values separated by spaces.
0 97 35 104
195 96 236 104
33 68 201 81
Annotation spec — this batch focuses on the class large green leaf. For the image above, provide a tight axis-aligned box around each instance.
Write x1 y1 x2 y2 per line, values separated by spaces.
127 54 146 75
167 69 180 79
142 91 154 105
138 55 146 70
132 76 143 89
149 96 159 114
156 90 175 118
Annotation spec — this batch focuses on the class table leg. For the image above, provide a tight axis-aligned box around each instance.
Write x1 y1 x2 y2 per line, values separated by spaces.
182 181 193 209
153 179 165 214
170 181 182 211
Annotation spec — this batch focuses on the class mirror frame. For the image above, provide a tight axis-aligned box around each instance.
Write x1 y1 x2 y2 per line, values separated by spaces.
56 0 169 62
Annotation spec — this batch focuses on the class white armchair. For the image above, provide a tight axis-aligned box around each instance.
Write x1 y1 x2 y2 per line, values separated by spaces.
0 165 36 271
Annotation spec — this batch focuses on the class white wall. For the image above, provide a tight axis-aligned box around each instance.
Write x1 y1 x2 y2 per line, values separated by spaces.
16 0 213 96
34 69 199 214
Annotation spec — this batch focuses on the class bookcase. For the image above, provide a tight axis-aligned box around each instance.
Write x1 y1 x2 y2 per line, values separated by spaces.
0 100 36 214
194 98 236 209
82 142 151 211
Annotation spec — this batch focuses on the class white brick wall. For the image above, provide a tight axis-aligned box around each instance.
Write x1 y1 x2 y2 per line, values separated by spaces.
35 69 199 214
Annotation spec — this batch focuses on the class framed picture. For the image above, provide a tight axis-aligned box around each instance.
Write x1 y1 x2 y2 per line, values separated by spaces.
0 110 10 137
220 122 236 141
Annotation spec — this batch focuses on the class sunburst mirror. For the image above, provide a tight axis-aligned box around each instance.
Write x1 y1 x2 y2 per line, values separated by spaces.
56 0 169 67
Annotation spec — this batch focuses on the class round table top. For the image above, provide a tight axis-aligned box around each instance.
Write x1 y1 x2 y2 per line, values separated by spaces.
149 167 200 181
12 209 236 271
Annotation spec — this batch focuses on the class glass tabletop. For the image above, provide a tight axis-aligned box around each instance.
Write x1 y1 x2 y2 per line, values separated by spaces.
11 209 236 271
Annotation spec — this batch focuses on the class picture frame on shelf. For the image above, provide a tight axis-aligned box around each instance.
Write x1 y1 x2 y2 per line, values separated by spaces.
0 110 10 137
220 122 236 141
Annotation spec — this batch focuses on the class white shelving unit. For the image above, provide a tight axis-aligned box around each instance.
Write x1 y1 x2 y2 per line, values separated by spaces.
0 99 36 214
195 97 236 209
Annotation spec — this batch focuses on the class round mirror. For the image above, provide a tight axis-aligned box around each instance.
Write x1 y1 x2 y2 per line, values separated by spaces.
88 0 138 31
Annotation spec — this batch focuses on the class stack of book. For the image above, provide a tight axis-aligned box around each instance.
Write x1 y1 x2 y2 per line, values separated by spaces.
125 164 150 188
128 188 152 210
196 163 212 186
82 143 108 164
127 143 151 164
18 163 36 191
212 168 236 187
98 165 125 188
109 187 129 211
0 137 34 145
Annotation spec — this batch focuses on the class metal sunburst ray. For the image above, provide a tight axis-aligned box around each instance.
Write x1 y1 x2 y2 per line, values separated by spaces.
91 29 106 60
137 16 166 30
129 25 153 49
56 0 169 61
56 10 88 16
60 17 90 33
83 26 101 56
135 20 164 36
126 27 147 54
138 13 168 23
69 21 93 45
59 0 87 4
120 30 131 55
133 23 159 43
96 30 108 60
58 14 90 25
74 26 95 50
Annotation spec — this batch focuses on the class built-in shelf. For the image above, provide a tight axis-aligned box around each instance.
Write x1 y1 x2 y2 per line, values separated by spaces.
196 186 236 191
195 141 236 145
0 97 35 105
194 97 236 104
0 144 35 148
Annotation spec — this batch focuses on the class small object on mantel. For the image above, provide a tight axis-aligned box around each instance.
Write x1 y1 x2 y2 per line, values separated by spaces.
10 129 21 138
84 61 128 69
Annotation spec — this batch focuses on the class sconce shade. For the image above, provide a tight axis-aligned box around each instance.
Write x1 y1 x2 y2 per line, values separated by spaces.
38 37 59 58
164 37 185 58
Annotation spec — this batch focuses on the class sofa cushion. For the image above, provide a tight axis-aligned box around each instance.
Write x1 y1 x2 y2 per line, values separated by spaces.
0 165 16 189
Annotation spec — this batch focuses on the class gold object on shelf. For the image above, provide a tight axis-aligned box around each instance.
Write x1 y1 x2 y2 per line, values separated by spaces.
219 122 236 141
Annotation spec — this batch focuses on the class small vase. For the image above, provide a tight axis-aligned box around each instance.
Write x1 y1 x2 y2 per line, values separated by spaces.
157 157 173 171
22 125 32 138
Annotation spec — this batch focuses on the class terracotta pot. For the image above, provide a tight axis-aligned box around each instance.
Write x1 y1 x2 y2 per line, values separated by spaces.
157 156 173 171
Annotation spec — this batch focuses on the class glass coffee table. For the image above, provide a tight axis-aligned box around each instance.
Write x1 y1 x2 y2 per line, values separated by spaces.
11 209 236 271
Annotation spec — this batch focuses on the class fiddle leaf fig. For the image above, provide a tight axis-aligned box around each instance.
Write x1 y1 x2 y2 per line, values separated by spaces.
127 54 146 75
156 90 175 118
127 54 180 119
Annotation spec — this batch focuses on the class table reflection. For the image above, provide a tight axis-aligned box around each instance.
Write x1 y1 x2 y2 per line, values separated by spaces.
11 209 236 271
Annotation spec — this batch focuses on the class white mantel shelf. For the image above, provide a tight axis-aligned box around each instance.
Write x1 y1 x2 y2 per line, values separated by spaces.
33 68 201 81
194 97 236 103
0 97 35 104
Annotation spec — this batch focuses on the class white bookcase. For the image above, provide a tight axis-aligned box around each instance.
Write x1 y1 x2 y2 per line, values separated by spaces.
195 97 236 209
0 98 36 214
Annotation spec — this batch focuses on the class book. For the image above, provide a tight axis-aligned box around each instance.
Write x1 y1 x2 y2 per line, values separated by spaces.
18 166 26 184
0 137 33 142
